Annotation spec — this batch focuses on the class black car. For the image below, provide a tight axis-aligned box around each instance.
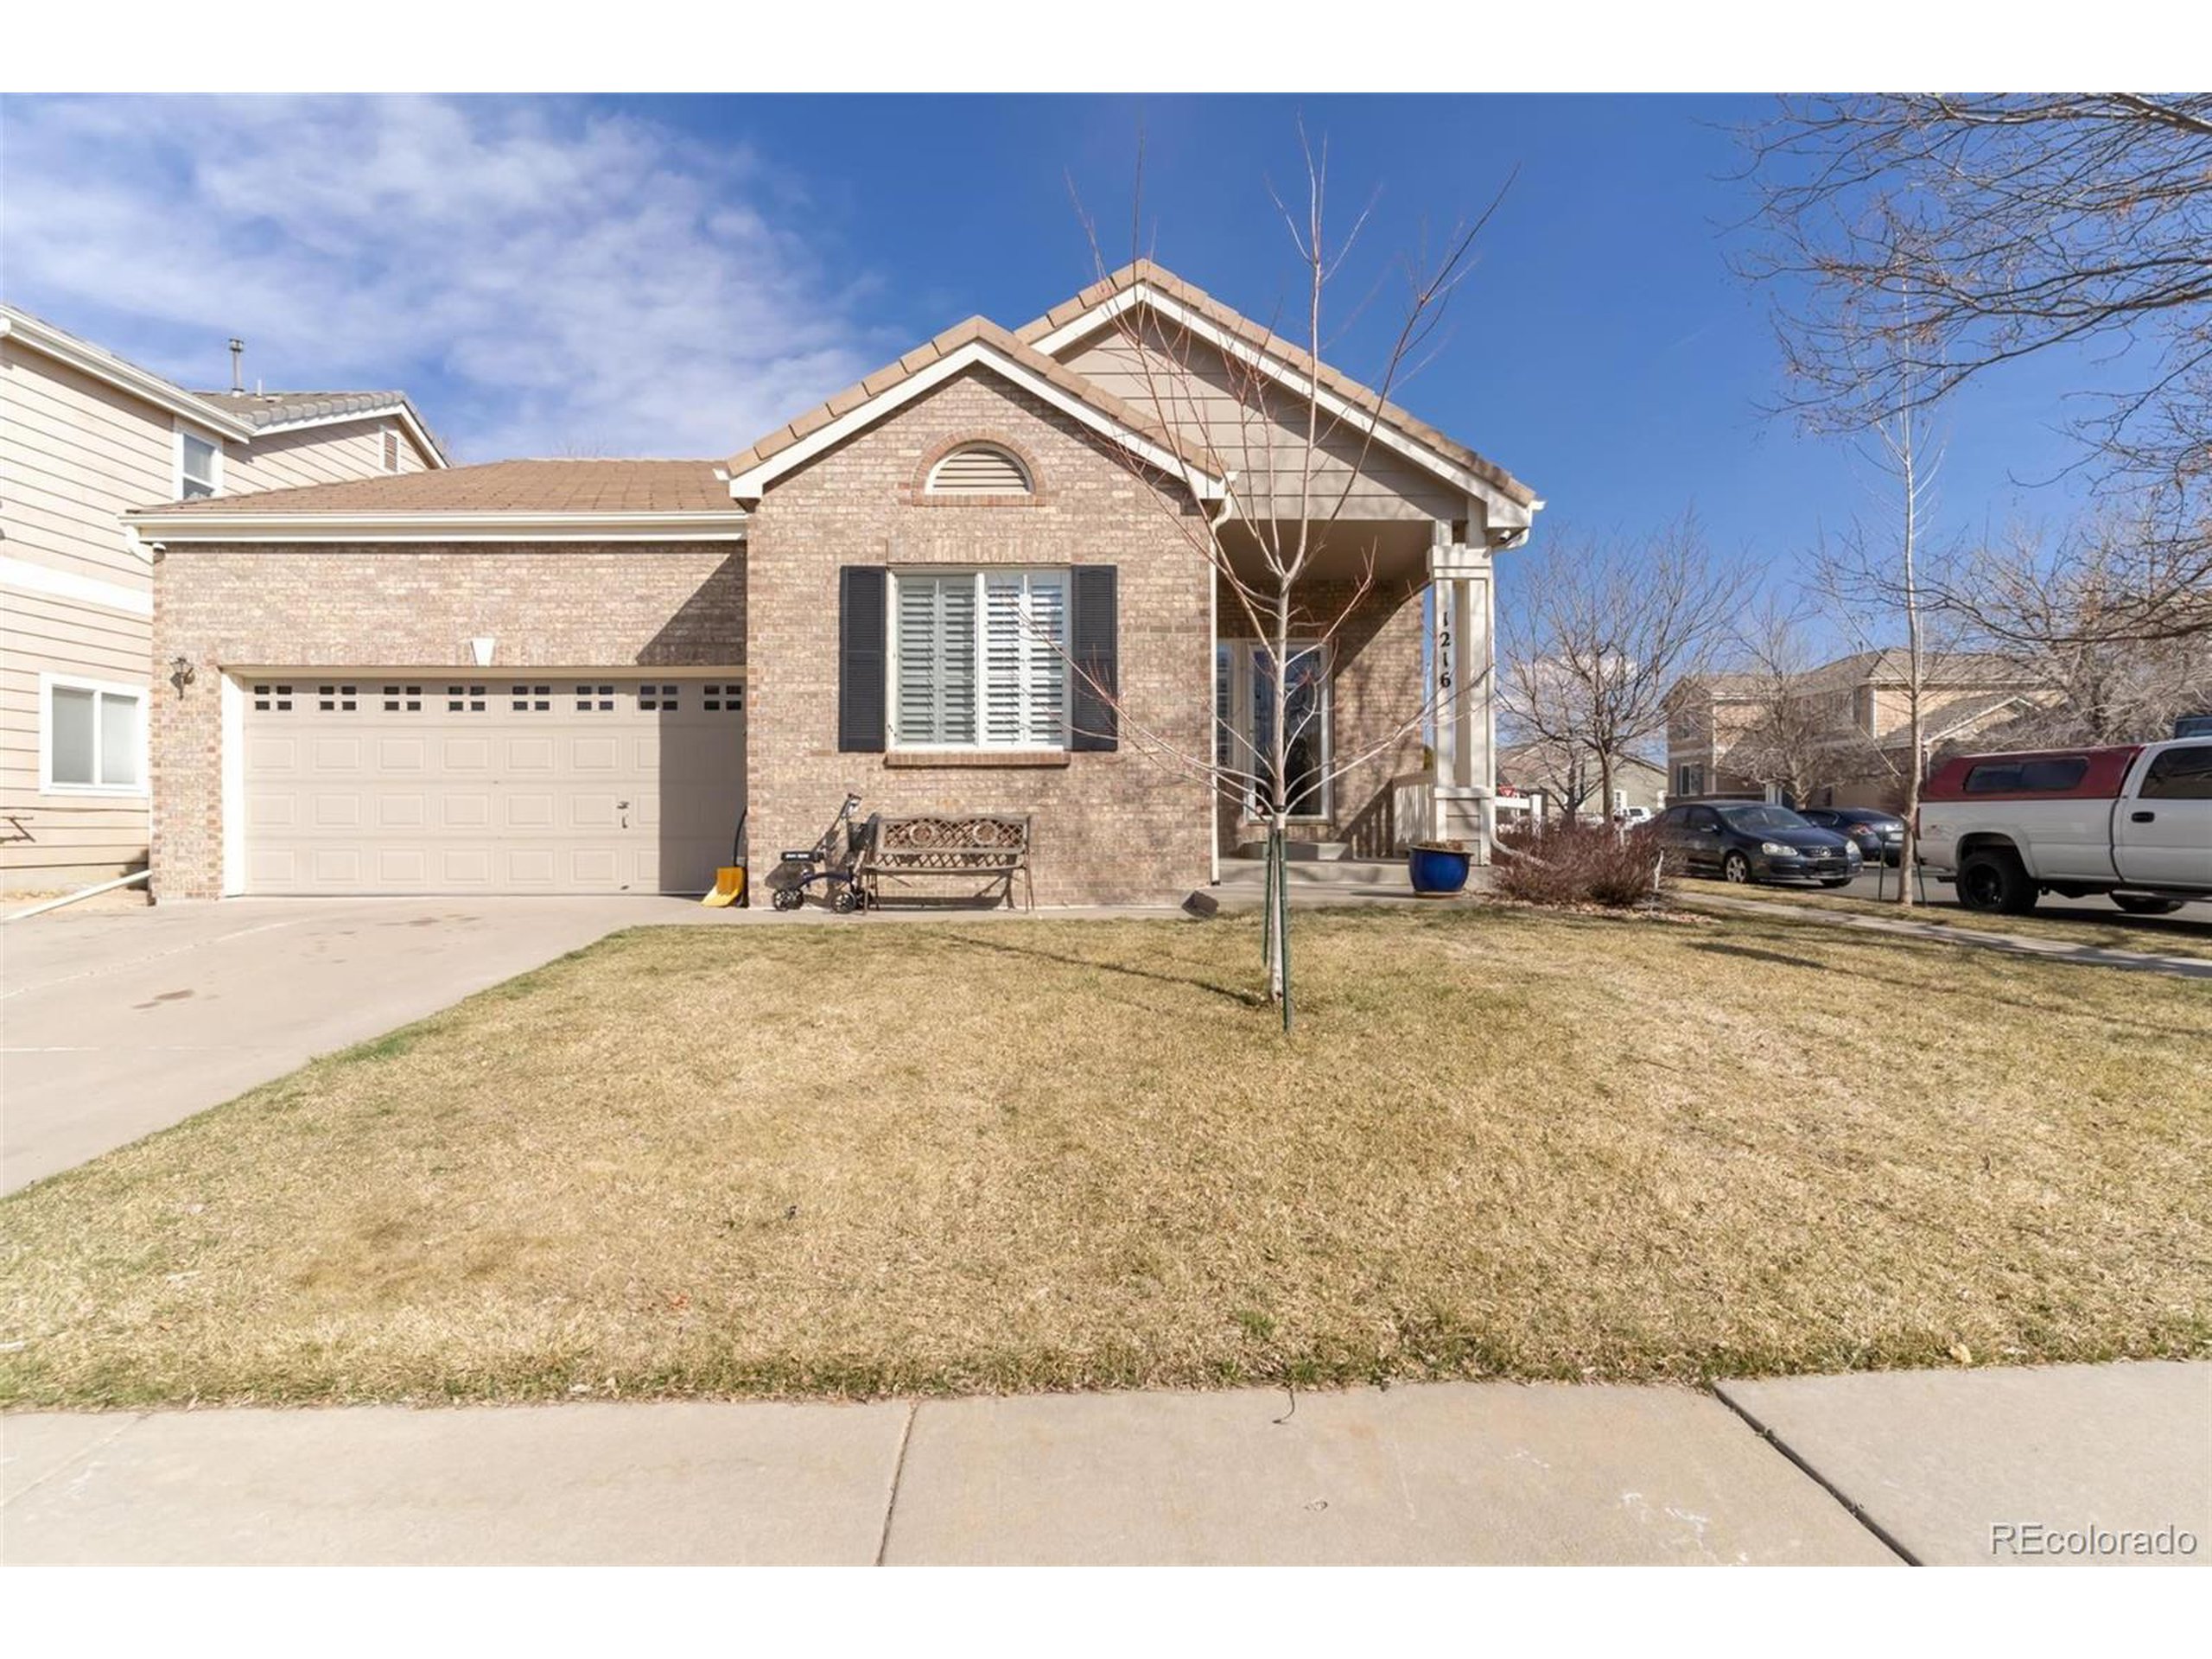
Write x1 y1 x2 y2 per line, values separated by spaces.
1798 805 1906 866
1655 802 1864 887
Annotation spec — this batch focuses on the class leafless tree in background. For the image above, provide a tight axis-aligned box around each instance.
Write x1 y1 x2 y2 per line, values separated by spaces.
1722 596 1857 809
1937 510 2212 747
1502 515 1747 826
1740 95 2212 647
1065 128 1515 1024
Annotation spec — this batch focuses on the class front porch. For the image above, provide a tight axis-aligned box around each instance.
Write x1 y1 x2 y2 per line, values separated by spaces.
1208 518 1522 878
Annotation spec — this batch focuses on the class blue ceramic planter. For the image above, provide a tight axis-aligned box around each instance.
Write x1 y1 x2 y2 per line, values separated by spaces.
1408 843 1472 895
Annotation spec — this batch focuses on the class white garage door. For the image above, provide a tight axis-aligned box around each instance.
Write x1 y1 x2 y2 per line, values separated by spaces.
242 675 744 894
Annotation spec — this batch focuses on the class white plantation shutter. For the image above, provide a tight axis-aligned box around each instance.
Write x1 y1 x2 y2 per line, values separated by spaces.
893 574 976 744
982 571 1068 747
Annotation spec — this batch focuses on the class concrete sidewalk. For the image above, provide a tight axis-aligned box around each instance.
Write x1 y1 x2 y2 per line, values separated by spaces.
1681 891 2212 981
6 1363 2202 1566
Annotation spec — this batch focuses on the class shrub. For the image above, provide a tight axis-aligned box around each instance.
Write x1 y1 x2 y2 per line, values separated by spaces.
1493 818 1667 909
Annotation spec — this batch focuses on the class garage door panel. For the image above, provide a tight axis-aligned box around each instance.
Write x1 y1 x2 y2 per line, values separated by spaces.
243 674 742 895
504 792 556 830
441 737 493 772
378 737 429 772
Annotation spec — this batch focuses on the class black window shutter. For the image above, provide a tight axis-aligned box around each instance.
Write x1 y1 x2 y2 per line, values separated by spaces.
1069 564 1118 753
838 566 887 753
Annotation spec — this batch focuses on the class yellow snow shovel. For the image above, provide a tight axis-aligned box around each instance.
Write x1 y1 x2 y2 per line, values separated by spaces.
701 811 747 908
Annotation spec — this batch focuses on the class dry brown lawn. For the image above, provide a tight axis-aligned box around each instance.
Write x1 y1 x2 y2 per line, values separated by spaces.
1675 877 2212 961
3 907 2207 1408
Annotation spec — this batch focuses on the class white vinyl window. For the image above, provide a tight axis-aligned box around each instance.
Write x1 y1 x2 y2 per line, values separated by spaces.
41 675 146 795
175 425 221 499
1216 640 1331 819
891 568 1068 749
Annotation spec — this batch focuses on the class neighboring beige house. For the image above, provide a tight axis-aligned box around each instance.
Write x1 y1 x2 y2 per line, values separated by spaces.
122 262 1539 906
1666 650 2046 810
1497 739 1665 822
1 302 445 894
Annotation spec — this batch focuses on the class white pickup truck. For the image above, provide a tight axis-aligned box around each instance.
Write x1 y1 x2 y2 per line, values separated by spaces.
1916 738 2212 915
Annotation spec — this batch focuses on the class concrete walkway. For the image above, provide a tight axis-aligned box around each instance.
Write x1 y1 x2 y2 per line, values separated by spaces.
5 1363 2202 1566
1683 891 2212 982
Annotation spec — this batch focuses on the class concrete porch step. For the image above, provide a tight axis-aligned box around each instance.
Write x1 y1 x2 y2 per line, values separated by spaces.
1218 856 1403 887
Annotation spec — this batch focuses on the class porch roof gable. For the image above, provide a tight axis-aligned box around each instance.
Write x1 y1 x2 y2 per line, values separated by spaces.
1016 259 1540 517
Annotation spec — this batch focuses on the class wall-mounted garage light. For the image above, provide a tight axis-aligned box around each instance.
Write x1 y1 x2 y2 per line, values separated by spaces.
469 636 496 667
168 655 197 696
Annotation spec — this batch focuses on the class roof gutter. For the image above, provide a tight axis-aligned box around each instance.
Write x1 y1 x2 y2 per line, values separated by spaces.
121 509 750 543
2 309 256 441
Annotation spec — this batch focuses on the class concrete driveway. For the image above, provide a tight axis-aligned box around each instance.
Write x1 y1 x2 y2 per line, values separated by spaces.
0 896 715 1194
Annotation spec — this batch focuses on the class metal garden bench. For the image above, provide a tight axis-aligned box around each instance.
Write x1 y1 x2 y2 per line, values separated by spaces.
856 813 1033 911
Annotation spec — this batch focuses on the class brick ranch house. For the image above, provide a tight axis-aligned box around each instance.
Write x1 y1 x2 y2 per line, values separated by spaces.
127 263 1541 906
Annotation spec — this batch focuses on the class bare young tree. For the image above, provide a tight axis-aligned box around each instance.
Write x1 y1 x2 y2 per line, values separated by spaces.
1502 514 1748 825
1061 128 1516 1026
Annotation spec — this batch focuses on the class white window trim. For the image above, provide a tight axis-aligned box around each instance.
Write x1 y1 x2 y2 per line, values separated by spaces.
887 566 1071 752
1219 639 1333 822
173 417 224 500
39 671 149 798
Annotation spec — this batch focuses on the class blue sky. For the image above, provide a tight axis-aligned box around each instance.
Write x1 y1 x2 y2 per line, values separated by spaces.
3 93 2109 590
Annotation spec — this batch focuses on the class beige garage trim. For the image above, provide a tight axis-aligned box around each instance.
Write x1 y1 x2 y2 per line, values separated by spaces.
240 672 744 895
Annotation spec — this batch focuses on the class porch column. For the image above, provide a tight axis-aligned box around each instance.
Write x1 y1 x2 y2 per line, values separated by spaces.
1427 529 1496 860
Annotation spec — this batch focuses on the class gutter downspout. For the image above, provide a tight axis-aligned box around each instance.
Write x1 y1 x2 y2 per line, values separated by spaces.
6 868 149 923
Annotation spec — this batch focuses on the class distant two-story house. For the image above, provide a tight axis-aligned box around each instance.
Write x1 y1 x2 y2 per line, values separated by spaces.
116 262 1538 906
1 303 444 895
1666 649 2047 810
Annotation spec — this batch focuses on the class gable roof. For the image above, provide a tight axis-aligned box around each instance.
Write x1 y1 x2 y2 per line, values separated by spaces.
126 458 742 543
722 315 1226 501
1016 259 1539 515
189 388 449 466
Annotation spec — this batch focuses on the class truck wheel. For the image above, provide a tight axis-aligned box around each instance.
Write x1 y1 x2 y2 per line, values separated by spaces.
2113 893 2185 916
1957 848 2037 914
1722 852 1751 884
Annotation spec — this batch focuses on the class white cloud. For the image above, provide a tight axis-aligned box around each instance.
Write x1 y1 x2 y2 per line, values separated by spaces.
0 96 886 460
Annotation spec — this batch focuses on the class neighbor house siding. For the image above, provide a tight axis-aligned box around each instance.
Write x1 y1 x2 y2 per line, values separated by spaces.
745 366 1214 906
2 340 170 891
1 339 178 587
223 416 433 493
2 337 443 893
149 542 744 898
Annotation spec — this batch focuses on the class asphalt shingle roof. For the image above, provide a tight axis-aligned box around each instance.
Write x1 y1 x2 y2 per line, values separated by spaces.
139 458 730 517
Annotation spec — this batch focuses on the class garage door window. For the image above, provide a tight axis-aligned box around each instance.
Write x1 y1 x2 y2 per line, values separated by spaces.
446 684 487 714
381 684 423 713
510 684 551 713
43 677 144 794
